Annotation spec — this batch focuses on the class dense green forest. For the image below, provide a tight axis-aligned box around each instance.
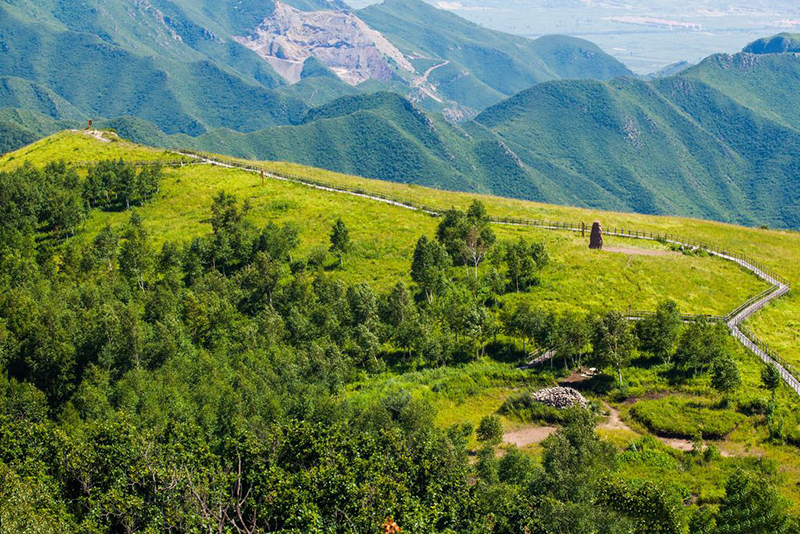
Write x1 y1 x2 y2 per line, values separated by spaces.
2 153 799 533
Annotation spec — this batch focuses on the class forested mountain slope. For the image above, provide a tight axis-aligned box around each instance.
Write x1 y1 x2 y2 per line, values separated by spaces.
0 0 627 143
120 40 799 229
476 51 800 228
357 0 631 111
744 33 800 54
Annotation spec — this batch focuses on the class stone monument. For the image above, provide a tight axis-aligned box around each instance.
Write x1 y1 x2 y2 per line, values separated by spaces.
589 221 603 249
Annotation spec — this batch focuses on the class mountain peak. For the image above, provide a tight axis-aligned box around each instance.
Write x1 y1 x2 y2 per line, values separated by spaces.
743 33 800 55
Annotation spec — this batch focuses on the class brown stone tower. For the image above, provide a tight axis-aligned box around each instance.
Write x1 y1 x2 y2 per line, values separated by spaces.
589 222 603 249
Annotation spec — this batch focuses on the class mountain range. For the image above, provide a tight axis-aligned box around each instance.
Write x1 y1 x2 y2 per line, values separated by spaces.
97 42 800 229
0 0 629 136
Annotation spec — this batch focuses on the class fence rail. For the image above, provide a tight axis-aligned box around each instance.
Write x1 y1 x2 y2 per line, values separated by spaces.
175 149 797 394
69 159 197 168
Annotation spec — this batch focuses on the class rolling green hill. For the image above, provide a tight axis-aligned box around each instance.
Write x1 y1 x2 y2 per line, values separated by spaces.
743 33 800 54
122 41 800 230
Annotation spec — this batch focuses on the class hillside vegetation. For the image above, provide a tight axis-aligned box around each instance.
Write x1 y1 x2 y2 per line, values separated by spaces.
0 0 628 148
2 131 800 531
357 0 630 110
115 40 800 230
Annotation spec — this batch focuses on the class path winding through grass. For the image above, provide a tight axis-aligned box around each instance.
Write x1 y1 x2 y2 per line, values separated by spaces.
179 151 796 395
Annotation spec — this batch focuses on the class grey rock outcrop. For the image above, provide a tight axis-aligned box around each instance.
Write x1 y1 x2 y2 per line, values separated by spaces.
532 387 587 410
234 1 414 85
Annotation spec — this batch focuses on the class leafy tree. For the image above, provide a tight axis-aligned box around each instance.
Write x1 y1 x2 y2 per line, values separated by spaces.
347 282 377 327
715 469 792 534
689 507 717 534
436 201 495 277
91 224 118 272
380 282 420 357
254 222 300 263
83 160 162 210
762 363 781 401
410 235 451 303
503 302 550 355
466 305 495 359
762 363 782 440
210 190 241 234
592 311 636 386
636 300 682 363
674 320 730 377
329 217 351 267
477 415 504 446
238 252 285 309
542 408 616 502
119 213 152 291
476 445 499 485
497 446 537 486
711 355 741 404
0 463 75 534
554 312 591 370
462 201 496 277
504 238 549 292
597 477 685 534
436 208 469 260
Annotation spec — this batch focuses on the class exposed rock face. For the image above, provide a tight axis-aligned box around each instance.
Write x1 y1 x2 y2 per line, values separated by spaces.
531 387 587 410
589 221 603 249
234 2 415 85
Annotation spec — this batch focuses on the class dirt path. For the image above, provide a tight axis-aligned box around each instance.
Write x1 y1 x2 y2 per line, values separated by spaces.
83 129 112 143
600 403 734 456
419 60 450 84
410 60 450 103
599 402 630 431
501 402 735 456
503 426 557 448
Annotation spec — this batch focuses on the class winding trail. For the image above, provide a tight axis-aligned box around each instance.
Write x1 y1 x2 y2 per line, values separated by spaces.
411 60 450 103
176 151 796 395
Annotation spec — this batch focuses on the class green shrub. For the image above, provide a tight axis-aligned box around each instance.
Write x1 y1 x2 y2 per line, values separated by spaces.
499 390 569 424
630 396 746 439
738 396 769 416
477 415 504 446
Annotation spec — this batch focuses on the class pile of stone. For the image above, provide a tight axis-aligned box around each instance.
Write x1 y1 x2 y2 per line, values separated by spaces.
531 387 587 410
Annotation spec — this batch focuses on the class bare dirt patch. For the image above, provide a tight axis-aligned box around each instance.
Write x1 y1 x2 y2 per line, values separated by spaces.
80 129 113 143
602 246 678 257
600 402 630 431
503 426 557 448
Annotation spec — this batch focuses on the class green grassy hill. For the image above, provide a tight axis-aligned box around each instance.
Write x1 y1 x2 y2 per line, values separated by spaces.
108 44 800 229
743 33 800 54
3 131 800 520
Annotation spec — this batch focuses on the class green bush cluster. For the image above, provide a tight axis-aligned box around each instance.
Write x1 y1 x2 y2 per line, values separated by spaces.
630 397 746 439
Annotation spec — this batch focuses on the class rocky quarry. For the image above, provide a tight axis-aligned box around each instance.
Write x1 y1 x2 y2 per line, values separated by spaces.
234 1 414 85
531 387 588 410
